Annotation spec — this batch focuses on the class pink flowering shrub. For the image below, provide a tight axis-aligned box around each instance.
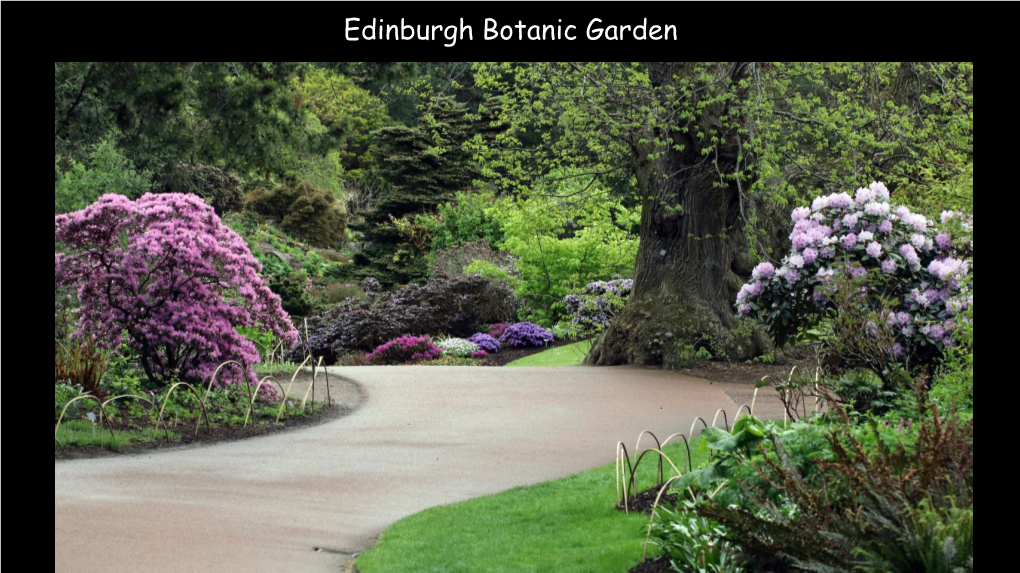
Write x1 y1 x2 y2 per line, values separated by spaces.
365 335 443 365
488 323 511 339
470 350 489 359
55 193 298 388
737 182 972 369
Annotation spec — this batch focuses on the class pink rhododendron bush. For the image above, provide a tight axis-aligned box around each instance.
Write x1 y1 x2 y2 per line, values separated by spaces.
55 193 298 388
736 182 973 371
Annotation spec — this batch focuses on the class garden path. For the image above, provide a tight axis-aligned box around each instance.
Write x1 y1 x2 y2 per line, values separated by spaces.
55 365 782 573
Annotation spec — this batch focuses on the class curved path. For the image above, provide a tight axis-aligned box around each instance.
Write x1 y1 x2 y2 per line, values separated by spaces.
55 366 780 573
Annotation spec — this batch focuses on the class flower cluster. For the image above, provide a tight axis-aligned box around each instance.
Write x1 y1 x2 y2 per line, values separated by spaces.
499 322 555 348
470 350 489 359
365 335 443 365
467 333 501 354
436 337 481 358
736 182 973 364
488 323 511 340
563 278 633 337
54 194 298 389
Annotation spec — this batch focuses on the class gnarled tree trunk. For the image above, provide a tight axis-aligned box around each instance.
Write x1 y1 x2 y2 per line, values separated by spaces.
588 62 776 368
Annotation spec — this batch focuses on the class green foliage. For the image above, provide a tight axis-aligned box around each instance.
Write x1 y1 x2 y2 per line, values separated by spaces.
649 501 746 573
55 338 110 396
352 96 485 285
293 68 391 176
492 189 640 325
154 162 244 215
474 62 973 212
55 62 341 178
55 420 181 452
247 181 348 249
692 410 974 572
423 191 505 257
54 136 152 214
55 384 88 422
268 273 315 317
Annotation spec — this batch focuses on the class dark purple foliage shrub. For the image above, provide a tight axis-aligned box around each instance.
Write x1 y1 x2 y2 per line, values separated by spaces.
365 336 442 365
499 322 554 348
467 333 501 353
488 323 511 339
296 276 515 363
563 277 633 336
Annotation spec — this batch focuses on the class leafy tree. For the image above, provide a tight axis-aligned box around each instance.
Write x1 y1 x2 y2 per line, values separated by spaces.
55 193 298 387
352 96 481 284
247 180 348 249
55 62 340 177
422 191 505 257
490 190 640 325
54 136 152 214
473 62 973 368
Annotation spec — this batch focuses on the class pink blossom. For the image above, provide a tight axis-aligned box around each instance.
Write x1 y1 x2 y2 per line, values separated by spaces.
55 194 298 390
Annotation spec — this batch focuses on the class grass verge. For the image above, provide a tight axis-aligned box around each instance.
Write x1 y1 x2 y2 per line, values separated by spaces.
357 440 706 573
506 339 595 367
55 420 182 452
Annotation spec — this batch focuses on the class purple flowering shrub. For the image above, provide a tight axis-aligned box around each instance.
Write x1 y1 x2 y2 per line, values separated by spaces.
467 333 501 353
470 349 489 359
488 323 511 339
736 182 972 371
365 336 442 365
499 322 555 348
55 194 299 388
563 278 633 337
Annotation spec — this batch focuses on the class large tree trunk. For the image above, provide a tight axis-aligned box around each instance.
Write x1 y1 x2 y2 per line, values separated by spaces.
588 62 775 369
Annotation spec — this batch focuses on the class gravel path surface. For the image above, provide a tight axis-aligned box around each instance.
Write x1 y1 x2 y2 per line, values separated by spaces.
55 366 780 573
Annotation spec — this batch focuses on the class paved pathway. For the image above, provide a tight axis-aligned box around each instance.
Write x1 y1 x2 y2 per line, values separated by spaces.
54 366 779 573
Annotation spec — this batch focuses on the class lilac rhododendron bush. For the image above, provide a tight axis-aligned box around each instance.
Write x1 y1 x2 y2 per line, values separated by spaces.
365 336 442 365
499 322 555 348
563 278 633 337
55 194 298 387
736 182 973 370
467 333 501 354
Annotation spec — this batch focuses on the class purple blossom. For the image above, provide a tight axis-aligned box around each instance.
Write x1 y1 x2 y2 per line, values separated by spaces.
878 220 894 233
859 231 875 243
791 207 812 222
471 350 489 359
842 234 858 249
866 242 883 258
911 234 928 250
783 268 802 284
856 186 877 204
869 181 891 201
467 333 501 353
499 322 555 348
802 248 819 265
843 213 860 228
792 233 812 250
752 262 776 280
830 193 854 209
899 244 920 267
54 193 298 390
849 265 868 279
882 259 898 274
927 258 968 282
936 232 953 251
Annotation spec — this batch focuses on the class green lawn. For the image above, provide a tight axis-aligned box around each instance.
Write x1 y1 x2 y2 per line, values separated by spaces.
55 420 181 452
357 441 706 573
507 339 595 367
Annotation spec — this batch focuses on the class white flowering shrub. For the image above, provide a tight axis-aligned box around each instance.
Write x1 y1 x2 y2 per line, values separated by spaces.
737 182 972 371
436 337 481 358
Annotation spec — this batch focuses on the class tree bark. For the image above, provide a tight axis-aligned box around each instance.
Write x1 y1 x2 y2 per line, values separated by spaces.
587 62 775 368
